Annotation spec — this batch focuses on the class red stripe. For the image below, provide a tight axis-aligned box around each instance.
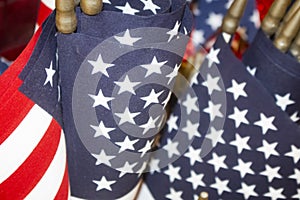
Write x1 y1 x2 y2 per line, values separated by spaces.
0 27 42 97
54 163 70 200
37 2 52 26
0 90 34 145
0 119 62 199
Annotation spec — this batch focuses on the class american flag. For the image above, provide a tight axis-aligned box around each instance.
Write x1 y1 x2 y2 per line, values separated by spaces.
243 29 300 124
140 33 300 199
0 13 69 199
20 0 193 199
192 0 260 48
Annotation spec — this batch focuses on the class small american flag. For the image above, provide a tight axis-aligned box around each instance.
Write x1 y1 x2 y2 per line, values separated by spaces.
20 0 193 199
192 0 260 48
243 29 300 124
140 33 300 200
0 14 69 199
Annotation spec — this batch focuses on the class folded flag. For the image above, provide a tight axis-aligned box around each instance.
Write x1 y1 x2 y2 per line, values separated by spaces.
243 29 300 124
0 13 69 199
141 33 300 200
20 0 193 199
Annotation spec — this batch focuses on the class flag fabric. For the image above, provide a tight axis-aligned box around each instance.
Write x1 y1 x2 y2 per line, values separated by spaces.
140 33 300 200
0 0 40 60
243 29 300 124
20 0 193 199
192 0 260 48
0 13 69 199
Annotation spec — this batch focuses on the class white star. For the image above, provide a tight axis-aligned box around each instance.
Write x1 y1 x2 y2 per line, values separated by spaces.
44 61 56 87
233 159 255 178
148 158 161 173
246 66 257 76
88 54 115 76
254 113 277 134
115 75 141 95
292 189 300 199
165 188 183 200
138 139 154 157
90 121 115 139
226 79 248 100
203 101 223 121
229 134 251 154
182 120 200 140
206 12 223 31
290 111 300 123
140 0 160 14
264 187 285 200
166 64 181 84
228 107 249 128
93 176 116 191
250 9 261 28
115 2 139 15
285 145 300 164
207 152 228 173
88 89 114 109
115 136 139 153
167 21 181 42
140 116 160 135
275 93 295 111
186 170 205 190
116 161 137 177
163 138 180 158
167 114 178 133
289 168 300 184
210 177 231 195
115 107 140 125
202 74 221 95
141 89 164 108
237 183 258 199
164 164 181 182
91 149 115 166
206 47 220 67
140 56 168 77
192 30 205 46
182 94 199 115
184 146 203 165
260 165 282 182
206 127 225 146
114 29 141 46
257 140 279 159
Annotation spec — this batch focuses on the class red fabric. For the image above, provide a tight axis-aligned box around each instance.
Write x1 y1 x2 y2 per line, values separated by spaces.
256 0 274 21
0 0 40 60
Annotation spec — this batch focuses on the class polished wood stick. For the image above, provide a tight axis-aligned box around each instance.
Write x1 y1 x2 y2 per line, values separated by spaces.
55 0 77 33
81 0 103 15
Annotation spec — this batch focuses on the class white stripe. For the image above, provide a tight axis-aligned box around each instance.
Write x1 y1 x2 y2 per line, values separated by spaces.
222 32 232 43
25 131 67 200
136 183 155 200
41 0 55 10
70 180 142 200
0 105 52 183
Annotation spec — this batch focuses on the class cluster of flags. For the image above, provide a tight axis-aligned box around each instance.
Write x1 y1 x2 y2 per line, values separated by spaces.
0 0 299 199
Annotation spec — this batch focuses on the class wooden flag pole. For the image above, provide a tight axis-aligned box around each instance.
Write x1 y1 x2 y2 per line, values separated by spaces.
289 30 300 61
56 0 103 33
273 8 300 53
81 0 103 15
276 0 300 37
198 191 209 200
55 0 77 33
261 0 292 36
221 0 248 35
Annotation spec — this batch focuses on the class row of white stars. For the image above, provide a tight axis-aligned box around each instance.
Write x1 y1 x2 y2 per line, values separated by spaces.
104 0 161 15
